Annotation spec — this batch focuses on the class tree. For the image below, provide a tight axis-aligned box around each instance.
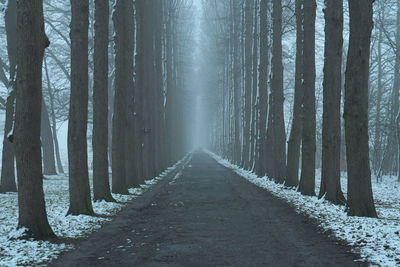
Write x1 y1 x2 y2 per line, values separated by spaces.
255 0 269 177
93 0 115 202
319 0 346 204
298 0 316 196
111 0 132 194
344 0 377 217
242 0 253 169
0 0 17 193
41 101 57 176
67 0 94 215
271 0 286 183
44 56 64 174
14 0 55 239
285 0 303 188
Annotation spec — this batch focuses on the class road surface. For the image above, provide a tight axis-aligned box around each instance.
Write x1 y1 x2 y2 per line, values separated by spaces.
50 152 365 267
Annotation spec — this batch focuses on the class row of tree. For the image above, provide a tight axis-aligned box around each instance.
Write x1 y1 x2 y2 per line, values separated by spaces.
205 0 379 217
1 0 194 240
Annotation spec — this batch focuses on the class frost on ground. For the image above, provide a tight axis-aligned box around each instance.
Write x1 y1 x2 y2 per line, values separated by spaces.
207 151 400 267
0 157 187 267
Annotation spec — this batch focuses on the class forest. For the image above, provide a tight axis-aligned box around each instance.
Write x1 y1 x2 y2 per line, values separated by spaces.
0 0 399 266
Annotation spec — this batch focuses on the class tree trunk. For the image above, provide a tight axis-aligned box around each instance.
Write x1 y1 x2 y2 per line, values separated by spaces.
285 0 303 188
232 0 241 165
242 0 253 169
0 0 17 193
68 0 94 215
44 57 64 174
41 100 57 175
271 0 286 183
123 0 137 188
319 0 346 204
373 11 383 174
265 95 275 178
111 0 131 194
92 0 115 202
344 0 377 217
250 0 259 170
14 0 55 239
0 91 16 193
298 0 316 196
255 0 269 177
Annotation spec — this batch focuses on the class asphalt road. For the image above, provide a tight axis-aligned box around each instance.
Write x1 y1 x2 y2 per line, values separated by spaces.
50 151 365 267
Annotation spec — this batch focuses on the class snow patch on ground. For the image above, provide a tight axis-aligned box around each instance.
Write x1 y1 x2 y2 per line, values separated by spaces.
207 151 400 267
0 156 188 266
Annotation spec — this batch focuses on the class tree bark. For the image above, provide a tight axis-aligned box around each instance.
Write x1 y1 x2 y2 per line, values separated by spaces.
67 0 94 215
372 11 383 174
92 0 115 202
14 0 55 239
250 0 259 170
344 0 377 217
298 0 316 196
41 100 57 175
111 0 131 194
44 56 64 174
319 0 346 204
0 0 17 193
255 0 269 177
271 0 286 183
242 0 253 169
285 0 303 188
0 91 16 192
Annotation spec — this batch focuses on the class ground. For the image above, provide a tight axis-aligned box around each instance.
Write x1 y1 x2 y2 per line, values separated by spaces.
49 152 364 267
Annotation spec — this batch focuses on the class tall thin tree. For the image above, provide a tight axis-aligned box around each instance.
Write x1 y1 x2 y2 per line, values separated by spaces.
0 0 17 193
93 0 115 202
256 0 269 177
298 0 316 196
67 0 94 215
344 0 377 217
285 0 303 187
14 0 55 239
111 0 132 194
319 0 346 204
271 0 286 183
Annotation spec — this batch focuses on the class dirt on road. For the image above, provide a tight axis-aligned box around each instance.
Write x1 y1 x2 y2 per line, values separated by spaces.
50 152 365 267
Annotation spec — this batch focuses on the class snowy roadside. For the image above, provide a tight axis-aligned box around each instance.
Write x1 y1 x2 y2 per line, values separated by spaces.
0 155 190 267
207 151 400 267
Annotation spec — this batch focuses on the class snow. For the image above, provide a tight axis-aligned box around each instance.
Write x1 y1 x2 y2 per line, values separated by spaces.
207 151 400 267
0 156 188 266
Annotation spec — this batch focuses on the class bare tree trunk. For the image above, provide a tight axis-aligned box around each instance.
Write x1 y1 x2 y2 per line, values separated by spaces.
344 0 377 218
92 0 115 202
0 0 17 193
265 95 275 177
255 0 269 177
233 0 241 165
285 0 303 188
123 0 137 188
383 2 400 175
68 0 94 215
242 0 253 169
44 57 64 174
298 0 316 196
373 11 384 174
271 0 286 183
0 92 16 193
14 0 55 239
41 100 57 175
319 0 346 204
111 0 130 194
250 0 259 170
